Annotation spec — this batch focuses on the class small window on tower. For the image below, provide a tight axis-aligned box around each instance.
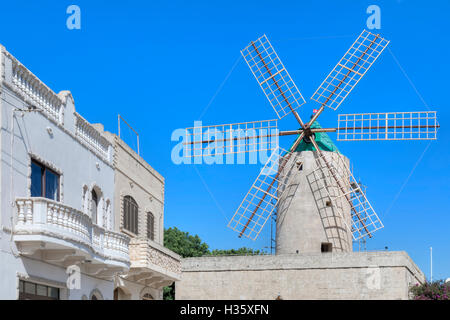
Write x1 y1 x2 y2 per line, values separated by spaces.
321 242 332 253
326 200 332 207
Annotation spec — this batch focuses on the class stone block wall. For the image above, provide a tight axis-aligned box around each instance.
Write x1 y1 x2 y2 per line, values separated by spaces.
176 251 425 300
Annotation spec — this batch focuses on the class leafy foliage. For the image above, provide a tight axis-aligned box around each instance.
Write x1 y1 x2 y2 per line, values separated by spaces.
209 247 265 256
164 227 209 258
163 284 175 301
410 280 450 300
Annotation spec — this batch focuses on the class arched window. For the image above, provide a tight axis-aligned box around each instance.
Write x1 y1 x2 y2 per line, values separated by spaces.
89 289 103 300
123 196 138 235
147 212 154 241
91 189 98 224
142 293 154 300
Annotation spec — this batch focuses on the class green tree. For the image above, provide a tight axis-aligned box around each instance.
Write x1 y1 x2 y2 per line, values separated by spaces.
163 227 209 300
164 227 209 258
209 247 264 256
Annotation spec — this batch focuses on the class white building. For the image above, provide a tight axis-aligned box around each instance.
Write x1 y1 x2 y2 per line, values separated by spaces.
0 45 180 300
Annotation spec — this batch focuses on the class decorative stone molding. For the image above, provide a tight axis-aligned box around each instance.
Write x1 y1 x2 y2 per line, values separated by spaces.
89 288 104 300
14 197 130 267
89 182 104 226
105 199 111 229
139 287 155 300
129 238 181 277
75 113 111 162
10 58 63 123
81 184 89 214
2 48 115 168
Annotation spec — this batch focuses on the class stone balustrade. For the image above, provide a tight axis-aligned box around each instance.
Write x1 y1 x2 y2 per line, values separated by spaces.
4 49 113 164
11 60 62 122
104 230 130 257
75 113 111 161
129 238 181 278
15 197 130 267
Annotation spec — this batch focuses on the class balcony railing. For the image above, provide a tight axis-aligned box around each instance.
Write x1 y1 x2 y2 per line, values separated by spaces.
10 59 63 123
3 49 113 164
14 197 130 270
127 238 181 287
75 113 111 162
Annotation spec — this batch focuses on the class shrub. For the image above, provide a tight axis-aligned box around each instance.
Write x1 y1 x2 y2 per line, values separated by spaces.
410 280 450 300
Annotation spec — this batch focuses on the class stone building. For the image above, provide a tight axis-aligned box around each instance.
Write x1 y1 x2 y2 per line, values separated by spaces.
0 44 180 300
100 130 181 300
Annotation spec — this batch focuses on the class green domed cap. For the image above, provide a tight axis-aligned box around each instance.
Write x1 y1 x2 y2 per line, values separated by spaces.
293 121 339 153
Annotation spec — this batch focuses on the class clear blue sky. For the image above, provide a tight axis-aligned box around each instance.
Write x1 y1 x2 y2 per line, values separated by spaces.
1 1 448 280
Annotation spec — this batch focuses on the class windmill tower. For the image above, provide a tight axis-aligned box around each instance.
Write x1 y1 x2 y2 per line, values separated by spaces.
184 30 439 254
276 146 353 254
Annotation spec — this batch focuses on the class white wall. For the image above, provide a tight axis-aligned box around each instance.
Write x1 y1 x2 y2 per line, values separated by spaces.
0 239 114 300
0 91 115 229
0 45 116 299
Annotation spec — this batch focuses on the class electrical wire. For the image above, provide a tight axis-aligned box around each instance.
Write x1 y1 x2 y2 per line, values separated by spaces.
193 166 229 223
198 55 242 120
384 140 432 217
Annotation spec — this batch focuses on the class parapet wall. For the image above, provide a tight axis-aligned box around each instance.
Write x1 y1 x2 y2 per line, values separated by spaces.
176 251 425 300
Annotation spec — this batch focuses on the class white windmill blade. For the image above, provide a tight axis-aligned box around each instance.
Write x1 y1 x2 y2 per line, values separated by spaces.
336 111 439 141
311 30 389 111
227 147 302 240
312 151 384 240
241 35 306 119
184 119 278 158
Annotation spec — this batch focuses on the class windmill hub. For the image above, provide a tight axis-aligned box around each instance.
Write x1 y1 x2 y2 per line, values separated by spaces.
302 128 315 144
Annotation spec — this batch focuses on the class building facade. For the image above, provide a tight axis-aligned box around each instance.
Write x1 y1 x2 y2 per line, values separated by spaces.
100 130 181 300
0 45 180 300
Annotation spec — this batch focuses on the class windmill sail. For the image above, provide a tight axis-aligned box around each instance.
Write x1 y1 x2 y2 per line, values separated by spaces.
227 147 302 240
182 31 430 246
312 151 384 240
311 30 389 110
184 119 278 157
337 111 438 141
241 35 306 119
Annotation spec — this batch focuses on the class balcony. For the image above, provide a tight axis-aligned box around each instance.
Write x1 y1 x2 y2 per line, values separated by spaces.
13 198 130 278
124 238 181 288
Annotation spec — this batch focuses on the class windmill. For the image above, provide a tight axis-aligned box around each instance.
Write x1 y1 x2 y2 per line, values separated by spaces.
183 30 439 253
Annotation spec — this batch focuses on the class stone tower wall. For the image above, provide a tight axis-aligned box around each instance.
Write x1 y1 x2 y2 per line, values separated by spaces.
276 151 352 254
